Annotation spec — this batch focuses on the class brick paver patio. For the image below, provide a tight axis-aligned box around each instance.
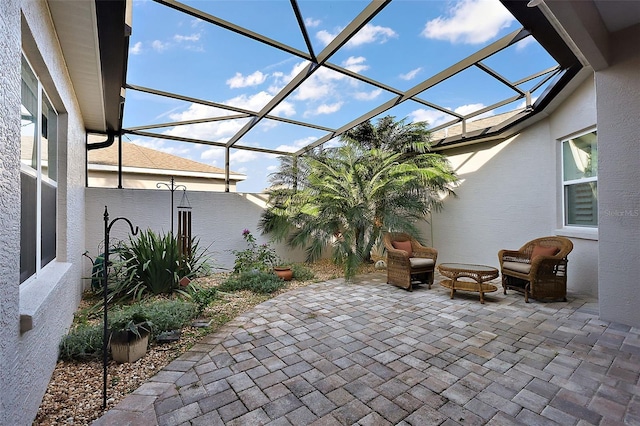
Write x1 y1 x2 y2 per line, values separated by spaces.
93 272 640 425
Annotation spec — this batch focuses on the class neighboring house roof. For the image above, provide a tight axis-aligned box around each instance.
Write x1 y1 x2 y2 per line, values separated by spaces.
88 141 246 181
430 109 524 142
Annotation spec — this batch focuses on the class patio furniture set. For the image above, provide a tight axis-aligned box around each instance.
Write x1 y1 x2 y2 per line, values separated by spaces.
383 232 573 304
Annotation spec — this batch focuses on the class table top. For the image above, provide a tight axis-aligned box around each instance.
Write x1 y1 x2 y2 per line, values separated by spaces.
438 263 498 273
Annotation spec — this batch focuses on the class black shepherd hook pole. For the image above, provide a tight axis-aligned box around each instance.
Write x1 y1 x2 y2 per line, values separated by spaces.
102 206 139 410
156 176 186 236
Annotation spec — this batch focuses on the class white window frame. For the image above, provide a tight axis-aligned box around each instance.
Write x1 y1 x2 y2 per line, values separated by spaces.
557 128 598 240
20 53 58 284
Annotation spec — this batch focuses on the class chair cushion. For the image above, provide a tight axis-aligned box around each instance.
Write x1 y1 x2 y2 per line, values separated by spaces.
502 261 531 274
410 257 434 268
531 245 559 259
392 240 412 257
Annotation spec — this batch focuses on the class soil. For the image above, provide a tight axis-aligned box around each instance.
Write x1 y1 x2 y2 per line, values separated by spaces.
34 259 377 425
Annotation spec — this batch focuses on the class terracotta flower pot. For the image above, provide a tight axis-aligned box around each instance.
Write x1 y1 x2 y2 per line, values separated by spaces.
274 266 293 281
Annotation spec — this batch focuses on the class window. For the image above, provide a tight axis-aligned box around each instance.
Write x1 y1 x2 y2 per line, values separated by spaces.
20 55 58 283
562 130 597 227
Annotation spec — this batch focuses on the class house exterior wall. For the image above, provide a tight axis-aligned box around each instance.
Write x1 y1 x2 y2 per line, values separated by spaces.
432 77 599 297
596 24 640 327
0 1 88 423
85 189 306 276
0 0 22 422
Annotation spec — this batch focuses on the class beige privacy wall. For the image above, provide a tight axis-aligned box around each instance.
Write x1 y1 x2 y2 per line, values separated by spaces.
84 188 307 277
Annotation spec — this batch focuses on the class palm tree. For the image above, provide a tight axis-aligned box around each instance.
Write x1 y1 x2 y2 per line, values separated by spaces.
260 115 457 280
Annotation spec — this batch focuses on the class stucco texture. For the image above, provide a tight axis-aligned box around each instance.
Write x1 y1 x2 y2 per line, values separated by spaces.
596 25 640 326
0 1 89 424
432 78 599 298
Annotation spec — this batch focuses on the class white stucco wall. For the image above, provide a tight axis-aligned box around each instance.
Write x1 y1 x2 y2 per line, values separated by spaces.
0 2 88 424
0 0 22 423
596 25 640 327
432 77 599 297
85 189 307 277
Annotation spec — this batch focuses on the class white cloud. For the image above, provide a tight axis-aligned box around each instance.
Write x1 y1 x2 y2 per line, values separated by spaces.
166 104 247 141
400 67 422 81
515 36 535 51
151 40 169 52
305 17 321 28
353 88 383 101
201 146 224 162
317 23 397 48
169 103 225 121
316 30 335 46
271 100 296 117
174 33 201 42
227 71 268 89
304 102 343 117
230 150 259 163
348 24 397 47
275 136 317 153
292 77 332 101
409 109 452 127
421 0 515 44
129 41 143 55
342 56 369 73
131 138 193 157
225 91 296 117
291 65 346 102
270 61 309 93
454 103 486 116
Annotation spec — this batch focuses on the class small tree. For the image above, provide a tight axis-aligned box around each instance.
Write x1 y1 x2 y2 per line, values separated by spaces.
260 115 457 280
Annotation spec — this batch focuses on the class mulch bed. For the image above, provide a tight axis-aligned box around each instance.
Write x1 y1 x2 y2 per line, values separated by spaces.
34 260 377 425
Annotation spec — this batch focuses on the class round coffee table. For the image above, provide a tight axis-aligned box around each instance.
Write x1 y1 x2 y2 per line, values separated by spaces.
437 263 499 304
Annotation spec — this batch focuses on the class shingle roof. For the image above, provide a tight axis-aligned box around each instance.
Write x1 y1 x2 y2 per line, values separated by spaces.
430 109 524 142
88 140 244 178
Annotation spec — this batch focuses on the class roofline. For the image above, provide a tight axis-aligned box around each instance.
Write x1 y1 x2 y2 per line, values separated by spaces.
88 164 247 181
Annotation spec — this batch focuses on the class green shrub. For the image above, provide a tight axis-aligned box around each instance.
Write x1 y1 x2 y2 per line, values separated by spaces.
58 323 103 361
218 271 285 294
292 263 315 281
141 299 198 335
232 229 280 273
191 287 219 317
59 299 198 360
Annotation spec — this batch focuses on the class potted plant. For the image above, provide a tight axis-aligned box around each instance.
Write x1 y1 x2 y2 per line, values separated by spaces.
109 310 153 363
273 264 293 281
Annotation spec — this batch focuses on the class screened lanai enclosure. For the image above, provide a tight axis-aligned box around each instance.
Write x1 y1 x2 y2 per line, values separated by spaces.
91 0 582 193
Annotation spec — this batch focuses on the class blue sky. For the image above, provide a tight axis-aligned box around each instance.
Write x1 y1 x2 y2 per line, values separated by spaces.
123 0 557 192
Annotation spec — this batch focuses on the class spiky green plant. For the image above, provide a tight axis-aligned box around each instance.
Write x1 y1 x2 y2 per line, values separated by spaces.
90 229 211 306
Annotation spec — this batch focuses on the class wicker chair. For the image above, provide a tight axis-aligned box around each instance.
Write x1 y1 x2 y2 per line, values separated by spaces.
383 232 437 291
498 236 573 303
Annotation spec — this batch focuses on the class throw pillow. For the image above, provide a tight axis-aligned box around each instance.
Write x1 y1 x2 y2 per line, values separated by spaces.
531 245 559 259
392 240 413 257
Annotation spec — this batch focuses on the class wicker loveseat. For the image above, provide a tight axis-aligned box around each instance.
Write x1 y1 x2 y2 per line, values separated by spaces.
498 236 573 303
383 232 437 291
